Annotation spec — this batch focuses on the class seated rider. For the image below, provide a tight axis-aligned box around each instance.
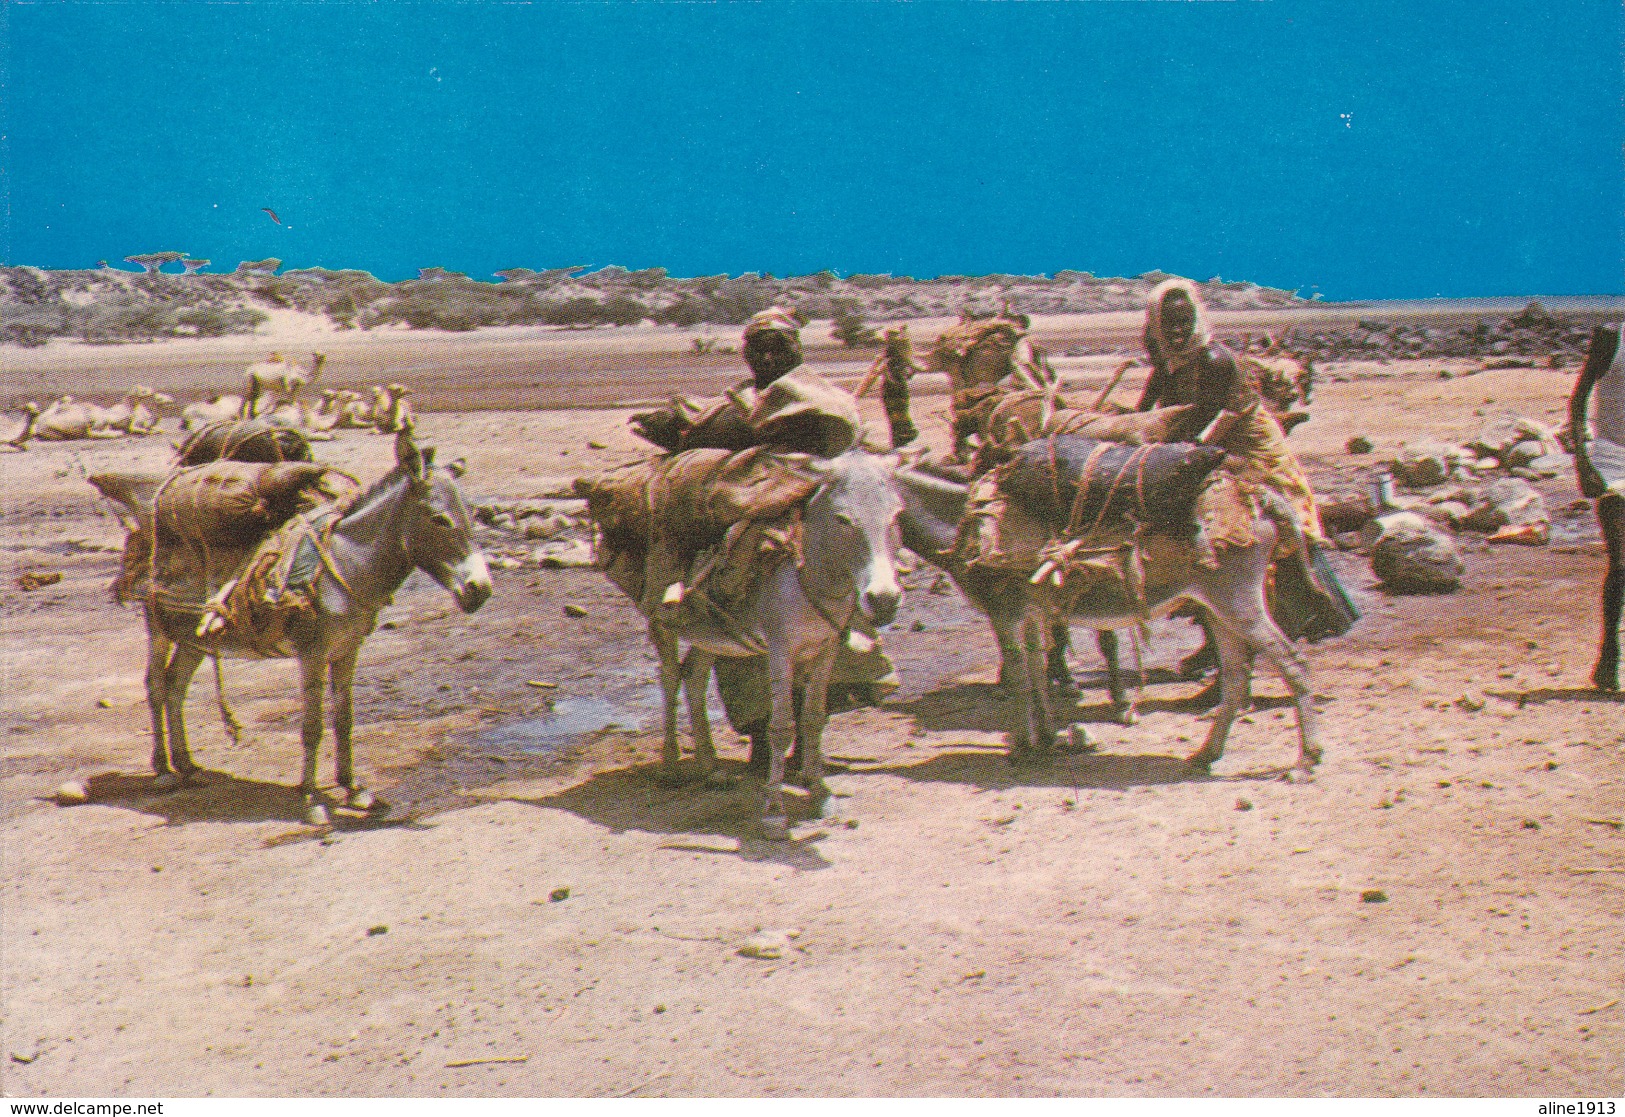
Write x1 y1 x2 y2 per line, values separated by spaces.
633 306 859 458
1138 278 1355 643
633 307 897 760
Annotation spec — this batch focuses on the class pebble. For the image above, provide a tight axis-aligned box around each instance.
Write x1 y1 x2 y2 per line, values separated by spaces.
549 887 571 903
55 780 89 806
562 604 588 618
1360 890 1388 904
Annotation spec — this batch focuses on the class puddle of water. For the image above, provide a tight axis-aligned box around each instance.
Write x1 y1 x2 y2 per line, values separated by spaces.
478 697 647 754
473 682 731 756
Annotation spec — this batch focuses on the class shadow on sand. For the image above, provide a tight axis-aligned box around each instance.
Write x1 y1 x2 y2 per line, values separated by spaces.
1490 686 1625 707
76 769 429 844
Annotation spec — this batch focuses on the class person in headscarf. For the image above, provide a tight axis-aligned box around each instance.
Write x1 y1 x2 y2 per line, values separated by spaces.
631 307 861 459
1569 324 1625 690
1139 278 1356 643
854 325 927 448
933 310 1056 462
1138 279 1326 537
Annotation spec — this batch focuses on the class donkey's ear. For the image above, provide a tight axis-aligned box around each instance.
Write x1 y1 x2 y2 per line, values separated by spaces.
395 424 425 480
444 456 467 479
421 446 436 473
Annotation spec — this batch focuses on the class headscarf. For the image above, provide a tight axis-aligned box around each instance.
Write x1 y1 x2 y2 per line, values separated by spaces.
1144 278 1212 373
742 306 804 341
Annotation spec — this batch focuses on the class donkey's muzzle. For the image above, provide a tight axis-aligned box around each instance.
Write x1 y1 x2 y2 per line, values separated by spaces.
862 589 900 628
455 578 492 614
449 552 493 613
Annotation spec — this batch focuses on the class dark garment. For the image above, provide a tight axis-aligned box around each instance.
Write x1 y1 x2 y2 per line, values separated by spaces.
882 376 918 446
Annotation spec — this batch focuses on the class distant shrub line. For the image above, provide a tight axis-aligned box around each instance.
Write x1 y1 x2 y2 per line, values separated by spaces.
0 263 1301 347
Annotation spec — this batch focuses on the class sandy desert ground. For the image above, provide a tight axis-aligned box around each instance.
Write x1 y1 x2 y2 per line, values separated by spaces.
1 310 1621 1098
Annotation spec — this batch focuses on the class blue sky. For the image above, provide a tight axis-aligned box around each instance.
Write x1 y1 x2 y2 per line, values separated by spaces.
3 1 1620 299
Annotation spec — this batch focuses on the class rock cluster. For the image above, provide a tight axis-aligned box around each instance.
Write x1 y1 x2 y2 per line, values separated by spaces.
1279 302 1595 365
1328 413 1573 593
473 497 596 569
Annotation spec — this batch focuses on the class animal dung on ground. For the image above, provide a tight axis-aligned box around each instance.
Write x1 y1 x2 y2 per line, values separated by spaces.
738 928 801 960
54 780 90 806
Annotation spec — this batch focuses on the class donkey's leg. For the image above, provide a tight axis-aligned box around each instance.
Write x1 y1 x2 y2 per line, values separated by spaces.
797 642 840 816
759 642 797 842
1593 496 1623 692
1097 629 1139 726
1186 622 1250 772
1049 621 1078 695
651 624 687 786
1023 612 1056 754
330 648 381 813
682 648 719 782
143 617 175 785
161 643 208 785
297 655 331 826
991 609 1041 759
1250 625 1321 778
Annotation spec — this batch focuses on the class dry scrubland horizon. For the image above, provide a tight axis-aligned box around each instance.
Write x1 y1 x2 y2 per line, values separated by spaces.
1 304 1621 1098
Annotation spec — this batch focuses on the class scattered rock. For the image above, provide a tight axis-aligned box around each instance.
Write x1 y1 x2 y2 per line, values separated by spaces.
1487 522 1549 546
562 604 589 618
1462 477 1547 534
1454 691 1486 713
16 571 62 591
1392 441 1469 488
534 539 594 569
549 887 571 903
1235 798 1253 812
1320 492 1375 535
1522 819 1541 830
1360 889 1388 903
366 925 388 937
54 779 89 806
1345 435 1373 455
1517 453 1570 480
1368 513 1463 594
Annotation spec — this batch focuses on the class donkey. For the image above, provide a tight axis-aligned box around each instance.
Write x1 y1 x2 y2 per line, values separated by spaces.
113 428 491 825
895 464 1142 724
895 463 1322 777
626 449 904 841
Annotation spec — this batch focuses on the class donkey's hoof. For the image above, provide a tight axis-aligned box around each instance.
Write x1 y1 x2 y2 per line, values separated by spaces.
760 815 791 842
1113 705 1139 726
152 772 182 793
1593 663 1620 692
304 801 332 827
1283 766 1316 785
1184 751 1218 773
346 788 385 814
